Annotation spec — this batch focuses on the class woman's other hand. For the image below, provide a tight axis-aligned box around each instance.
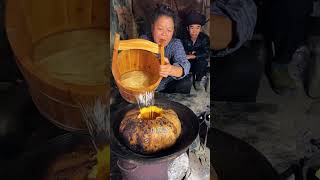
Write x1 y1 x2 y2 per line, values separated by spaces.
160 57 172 77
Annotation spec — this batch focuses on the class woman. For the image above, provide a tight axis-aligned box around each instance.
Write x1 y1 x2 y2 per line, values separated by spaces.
181 10 210 91
141 4 192 94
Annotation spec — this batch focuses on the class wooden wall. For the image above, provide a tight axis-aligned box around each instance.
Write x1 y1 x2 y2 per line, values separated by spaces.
132 0 210 37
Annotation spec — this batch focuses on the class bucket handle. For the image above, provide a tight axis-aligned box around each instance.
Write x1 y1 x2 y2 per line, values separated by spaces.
113 33 165 65
159 40 165 65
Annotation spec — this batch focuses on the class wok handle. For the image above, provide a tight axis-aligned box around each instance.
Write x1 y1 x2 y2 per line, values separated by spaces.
117 160 138 172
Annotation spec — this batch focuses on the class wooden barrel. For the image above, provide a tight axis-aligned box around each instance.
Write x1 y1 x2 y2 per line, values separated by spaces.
112 49 162 103
5 0 109 131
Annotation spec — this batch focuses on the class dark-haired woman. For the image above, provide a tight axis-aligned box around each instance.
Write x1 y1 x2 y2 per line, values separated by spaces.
141 4 192 94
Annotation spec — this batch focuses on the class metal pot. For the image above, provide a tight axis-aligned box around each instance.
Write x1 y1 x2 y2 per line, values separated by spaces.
117 158 170 180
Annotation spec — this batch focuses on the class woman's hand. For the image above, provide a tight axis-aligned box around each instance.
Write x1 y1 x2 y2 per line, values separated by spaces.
159 57 172 77
159 57 183 78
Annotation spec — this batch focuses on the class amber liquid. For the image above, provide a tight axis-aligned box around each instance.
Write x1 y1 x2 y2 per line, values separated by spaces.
120 71 152 89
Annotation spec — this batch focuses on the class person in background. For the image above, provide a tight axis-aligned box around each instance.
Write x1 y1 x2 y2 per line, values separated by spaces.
211 0 262 102
181 10 210 91
262 0 313 95
141 4 192 94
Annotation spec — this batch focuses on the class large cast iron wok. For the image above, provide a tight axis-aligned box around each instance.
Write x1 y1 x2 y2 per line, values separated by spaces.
209 129 281 180
111 98 200 164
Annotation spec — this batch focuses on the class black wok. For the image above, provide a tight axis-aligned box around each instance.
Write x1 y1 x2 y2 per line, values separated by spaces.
110 98 200 164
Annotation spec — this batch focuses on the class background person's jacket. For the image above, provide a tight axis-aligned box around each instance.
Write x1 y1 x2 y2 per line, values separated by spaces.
181 32 210 61
211 0 257 57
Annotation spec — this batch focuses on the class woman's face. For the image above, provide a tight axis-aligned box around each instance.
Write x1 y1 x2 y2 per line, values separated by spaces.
188 24 201 39
152 15 174 47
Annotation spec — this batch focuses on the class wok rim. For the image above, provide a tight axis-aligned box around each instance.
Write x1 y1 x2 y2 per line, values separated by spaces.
110 98 200 164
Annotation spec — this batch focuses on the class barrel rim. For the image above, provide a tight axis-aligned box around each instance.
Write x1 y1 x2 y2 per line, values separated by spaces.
111 49 162 92
4 0 110 96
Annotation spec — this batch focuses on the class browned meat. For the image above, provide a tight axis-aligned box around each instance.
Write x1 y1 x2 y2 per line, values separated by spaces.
119 107 181 154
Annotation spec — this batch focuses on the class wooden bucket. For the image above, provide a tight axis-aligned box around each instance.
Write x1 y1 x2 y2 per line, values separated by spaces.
5 0 109 131
112 33 164 103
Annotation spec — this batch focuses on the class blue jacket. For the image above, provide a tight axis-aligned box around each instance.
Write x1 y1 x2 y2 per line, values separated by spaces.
140 35 191 91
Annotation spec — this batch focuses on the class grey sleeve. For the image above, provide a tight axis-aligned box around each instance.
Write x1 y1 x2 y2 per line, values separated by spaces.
171 39 190 80
211 0 257 57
